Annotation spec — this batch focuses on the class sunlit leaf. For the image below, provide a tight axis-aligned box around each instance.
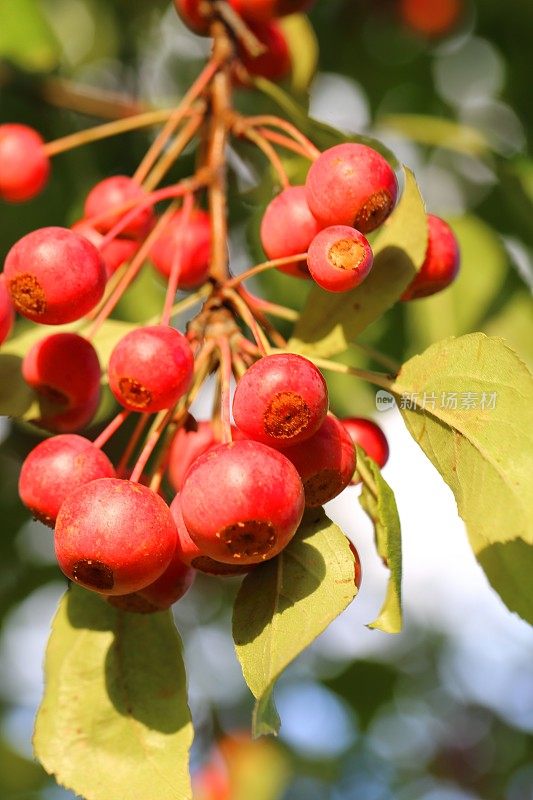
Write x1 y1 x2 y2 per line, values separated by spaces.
0 0 60 71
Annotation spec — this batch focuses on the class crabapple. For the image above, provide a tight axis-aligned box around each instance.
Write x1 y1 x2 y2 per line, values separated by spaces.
180 440 305 565
167 419 218 492
342 417 389 473
150 208 211 288
109 325 194 413
307 225 373 292
284 414 356 507
0 124 50 202
18 434 115 526
233 353 328 448
0 274 14 344
171 495 251 576
72 219 139 278
401 214 460 300
260 186 321 278
400 0 463 37
4 227 106 324
55 478 177 595
84 175 155 240
232 0 316 22
173 0 213 34
237 21 291 82
305 143 398 233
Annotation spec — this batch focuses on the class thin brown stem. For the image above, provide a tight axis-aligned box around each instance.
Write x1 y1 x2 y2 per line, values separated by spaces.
117 414 151 476
213 1 265 56
240 127 290 187
256 127 313 159
242 292 299 322
238 287 287 349
143 112 205 191
92 409 130 449
224 289 270 355
225 254 307 288
217 337 233 443
244 114 320 159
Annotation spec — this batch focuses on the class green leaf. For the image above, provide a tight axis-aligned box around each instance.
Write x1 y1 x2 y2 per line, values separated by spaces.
483 291 533 370
280 14 318 94
392 334 533 624
34 586 193 800
0 0 60 71
290 168 428 358
378 114 491 157
233 510 357 737
356 447 403 633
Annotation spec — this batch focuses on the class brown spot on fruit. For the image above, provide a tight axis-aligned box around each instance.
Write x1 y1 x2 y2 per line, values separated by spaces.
328 239 365 271
9 273 47 316
73 559 114 591
118 378 152 409
303 469 343 507
354 189 393 233
219 520 276 559
264 391 311 439
108 593 159 614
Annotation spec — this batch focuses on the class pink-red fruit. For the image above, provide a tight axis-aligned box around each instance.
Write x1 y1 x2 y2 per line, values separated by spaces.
0 124 50 202
233 353 328 448
151 208 212 288
260 186 321 278
232 0 316 22
84 175 155 240
0 275 14 344
307 225 373 292
4 227 106 324
55 478 177 595
167 419 218 492
305 143 398 233
72 219 139 278
237 21 291 82
18 434 115 526
180 440 305 565
342 417 389 472
401 214 460 300
284 414 356 506
108 325 194 413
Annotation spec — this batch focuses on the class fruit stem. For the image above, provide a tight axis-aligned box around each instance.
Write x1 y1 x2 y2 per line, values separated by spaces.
223 289 270 355
239 126 290 187
160 193 194 326
117 413 151 476
92 409 130 450
224 254 308 288
129 409 173 484
241 291 298 322
350 342 401 374
143 111 206 192
213 1 266 56
244 114 320 159
238 287 287 348
144 284 213 326
273 350 395 391
217 336 233 444
256 127 315 159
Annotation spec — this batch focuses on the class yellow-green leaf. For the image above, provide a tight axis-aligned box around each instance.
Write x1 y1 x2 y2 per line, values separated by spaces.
393 334 533 624
34 586 193 800
357 447 403 634
379 114 491 158
0 0 60 71
233 510 357 737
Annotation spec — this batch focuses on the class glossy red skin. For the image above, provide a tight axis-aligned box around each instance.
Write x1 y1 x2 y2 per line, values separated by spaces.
233 353 328 449
72 219 139 278
284 414 356 507
307 225 373 292
108 325 194 413
305 143 398 232
171 495 251 576
18 434 115 526
342 417 389 473
168 421 218 492
238 21 291 81
84 175 155 240
349 541 362 591
4 226 106 324
150 208 212 288
400 0 462 37
55 478 177 595
401 215 460 300
0 274 14 345
232 0 316 22
260 186 320 279
0 124 50 203
181 440 305 565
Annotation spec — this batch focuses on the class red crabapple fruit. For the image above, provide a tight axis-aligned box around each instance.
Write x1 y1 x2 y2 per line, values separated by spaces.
305 143 398 232
108 325 194 412
167 419 218 492
180 440 305 565
150 208 211 288
0 274 14 345
401 214 460 300
260 186 321 278
232 0 316 22
4 227 106 324
0 124 50 203
171 495 251 576
84 175 155 240
341 417 389 472
284 414 356 507
237 21 291 82
55 478 177 595
173 0 213 34
233 353 328 448
400 0 463 38
18 434 115 526
307 225 373 292
72 219 139 278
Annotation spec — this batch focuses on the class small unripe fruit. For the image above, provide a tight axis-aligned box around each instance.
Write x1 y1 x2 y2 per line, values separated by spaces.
0 124 50 202
284 414 356 507
84 175 155 240
72 219 139 278
181 440 305 565
150 208 211 288
4 227 106 324
0 274 14 345
260 186 321 278
307 225 373 292
237 21 291 82
305 143 398 233
233 353 328 448
342 417 389 472
401 215 460 300
18 434 115 526
109 325 194 413
55 478 177 595
171 495 251 576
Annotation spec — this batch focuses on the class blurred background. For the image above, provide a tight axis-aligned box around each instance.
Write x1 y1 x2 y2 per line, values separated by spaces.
0 0 532 798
